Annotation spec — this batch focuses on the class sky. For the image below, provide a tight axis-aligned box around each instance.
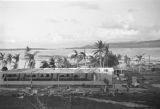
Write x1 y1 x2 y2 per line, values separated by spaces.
0 0 160 48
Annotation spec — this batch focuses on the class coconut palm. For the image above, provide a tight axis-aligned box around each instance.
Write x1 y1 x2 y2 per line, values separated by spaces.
28 59 36 69
24 46 31 68
27 51 39 68
6 53 12 69
63 57 71 68
0 52 7 68
56 57 64 68
103 78 109 93
40 61 50 68
79 50 86 66
71 50 78 59
88 55 99 67
136 54 145 73
103 44 109 67
49 57 55 68
124 55 131 67
94 40 105 67
6 54 12 64
117 54 122 61
71 50 80 67
24 46 39 68
12 54 20 69
26 46 31 53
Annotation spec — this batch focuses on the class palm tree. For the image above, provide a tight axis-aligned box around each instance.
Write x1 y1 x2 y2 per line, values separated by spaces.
24 46 31 68
0 52 7 68
6 54 12 64
40 61 50 68
103 78 109 93
94 40 105 67
63 57 71 68
88 55 99 67
26 46 31 53
49 57 55 68
27 51 39 69
12 54 20 69
124 55 131 67
117 54 122 61
79 50 86 66
136 54 145 73
56 57 64 68
6 53 12 69
103 44 109 67
71 50 79 67
24 46 39 68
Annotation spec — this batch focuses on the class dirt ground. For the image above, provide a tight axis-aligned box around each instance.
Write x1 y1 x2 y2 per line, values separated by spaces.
0 95 147 109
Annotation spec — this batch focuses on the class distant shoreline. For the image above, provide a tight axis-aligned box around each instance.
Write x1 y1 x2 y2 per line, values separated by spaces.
0 48 55 51
0 47 160 51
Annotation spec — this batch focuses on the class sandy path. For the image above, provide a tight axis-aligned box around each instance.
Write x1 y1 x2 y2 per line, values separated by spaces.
80 97 148 108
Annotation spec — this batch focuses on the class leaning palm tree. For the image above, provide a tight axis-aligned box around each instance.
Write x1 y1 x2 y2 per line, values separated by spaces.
94 40 105 67
12 54 20 69
103 44 109 67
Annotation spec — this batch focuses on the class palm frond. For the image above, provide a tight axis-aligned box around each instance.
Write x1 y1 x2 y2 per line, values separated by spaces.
33 51 39 56
73 50 78 55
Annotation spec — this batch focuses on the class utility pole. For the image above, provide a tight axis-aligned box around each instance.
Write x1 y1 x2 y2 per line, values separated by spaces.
31 71 33 88
58 74 59 87
30 70 37 88
149 55 150 69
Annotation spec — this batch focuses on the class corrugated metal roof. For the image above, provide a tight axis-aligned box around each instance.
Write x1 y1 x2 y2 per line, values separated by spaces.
1 69 32 74
2 68 114 74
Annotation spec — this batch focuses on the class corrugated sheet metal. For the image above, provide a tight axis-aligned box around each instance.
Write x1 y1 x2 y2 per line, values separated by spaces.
2 68 114 74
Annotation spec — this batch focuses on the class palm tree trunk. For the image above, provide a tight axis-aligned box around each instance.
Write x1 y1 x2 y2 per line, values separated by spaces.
24 61 27 68
100 52 102 67
107 56 108 67
100 56 102 67
85 57 86 66
139 63 141 73
103 56 105 68
31 71 33 88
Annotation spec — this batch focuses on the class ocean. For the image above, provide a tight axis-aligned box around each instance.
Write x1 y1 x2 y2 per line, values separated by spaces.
0 48 160 69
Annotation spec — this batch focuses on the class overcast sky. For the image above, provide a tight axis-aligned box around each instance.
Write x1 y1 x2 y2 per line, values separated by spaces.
0 0 160 48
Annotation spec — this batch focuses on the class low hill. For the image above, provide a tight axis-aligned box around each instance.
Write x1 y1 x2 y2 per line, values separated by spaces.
68 40 160 49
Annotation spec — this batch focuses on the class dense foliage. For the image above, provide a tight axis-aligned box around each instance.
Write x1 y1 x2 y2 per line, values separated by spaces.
92 40 119 67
